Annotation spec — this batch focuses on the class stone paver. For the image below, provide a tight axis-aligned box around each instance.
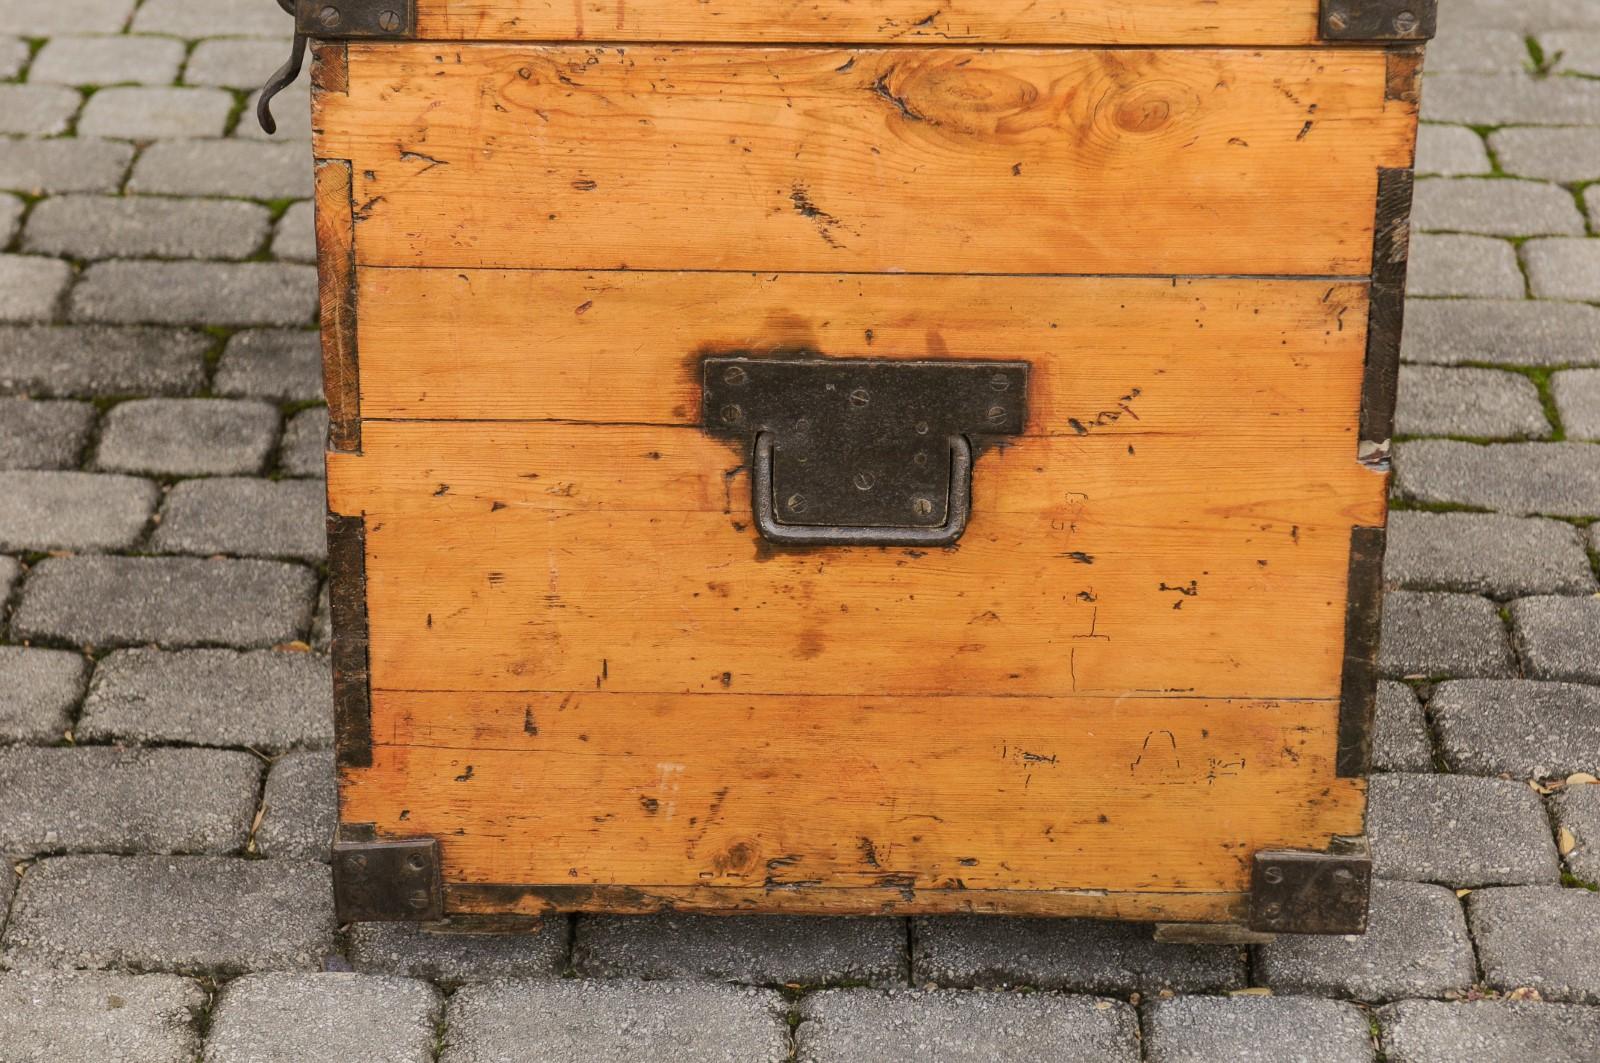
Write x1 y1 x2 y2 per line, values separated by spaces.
1367 773 1560 886
272 200 316 262
0 255 72 323
1422 28 1530 73
0 325 208 397
95 398 279 477
1523 238 1600 302
24 195 272 261
1373 680 1434 773
71 261 318 327
0 646 85 744
911 917 1244 994
0 399 95 470
1142 995 1374 1063
1547 30 1600 74
1406 235 1524 298
77 647 333 751
0 970 204 1063
279 406 328 477
0 138 134 195
348 920 570 984
1384 511 1595 598
1255 880 1476 1003
132 0 290 37
1431 679 1600 778
575 914 906 986
1489 126 1600 182
1555 783 1600 885
254 751 335 861
10 555 316 649
1413 177 1585 237
1376 590 1515 679
1394 365 1550 439
1402 299 1600 366
215 329 324 402
0 192 21 245
0 84 79 135
152 477 327 561
204 973 443 1063
0 471 156 552
799 990 1139 1063
1 855 336 976
1394 441 1600 517
1379 999 1600 1063
441 980 791 1063
1468 886 1600 1004
1423 73 1600 126
0 35 23 78
76 86 233 139
1511 596 1600 684
0 746 261 856
1415 124 1490 176
1553 369 1600 440
185 38 288 89
28 33 185 85
0 0 134 34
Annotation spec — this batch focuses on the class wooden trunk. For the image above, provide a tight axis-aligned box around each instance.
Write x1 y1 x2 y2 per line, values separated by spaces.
310 0 1429 934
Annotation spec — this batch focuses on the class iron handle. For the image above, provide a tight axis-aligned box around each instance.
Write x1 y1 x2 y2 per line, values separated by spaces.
257 0 305 135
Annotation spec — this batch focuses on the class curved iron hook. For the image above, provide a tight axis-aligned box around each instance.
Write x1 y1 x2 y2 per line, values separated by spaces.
257 28 307 135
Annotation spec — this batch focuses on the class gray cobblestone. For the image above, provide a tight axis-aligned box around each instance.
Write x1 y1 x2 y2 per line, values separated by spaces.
0 971 203 1063
272 200 316 262
0 470 156 552
1254 880 1475 1003
1489 126 1600 182
1405 235 1524 298
95 398 279 477
1424 28 1531 73
1511 595 1600 684
1142 995 1374 1063
1368 772 1560 886
1554 784 1600 884
129 138 312 200
311 581 330 652
132 0 293 36
1553 369 1600 440
0 646 85 744
0 192 20 245
1394 441 1600 517
78 648 333 751
0 325 207 397
152 477 327 561
1523 238 1600 301
575 914 906 986
205 973 443 1063
239 81 310 141
1384 511 1596 597
1377 590 1515 679
0 555 16 610
1374 680 1434 772
255 751 334 861
1395 365 1550 439
1414 177 1585 237
1586 186 1600 231
0 35 21 78
799 989 1139 1063
1432 679 1600 778
0 255 71 323
1423 73 1600 126
1446 0 1600 30
910 917 1243 994
0 138 133 195
0 399 95 470
1469 886 1600 1003
10 555 316 649
279 406 327 477
0 746 261 856
1 855 336 976
71 260 317 327
441 980 789 1063
347 920 570 984
0 0 134 34
24 194 271 260
1546 31 1600 75
215 329 323 402
1402 299 1600 367
77 86 232 139
184 38 287 89
1379 999 1600 1063
0 85 80 135
28 34 185 85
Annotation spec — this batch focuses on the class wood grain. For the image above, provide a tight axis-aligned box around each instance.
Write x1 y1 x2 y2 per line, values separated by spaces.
313 157 359 452
314 45 1417 275
355 270 1371 427
417 0 1328 46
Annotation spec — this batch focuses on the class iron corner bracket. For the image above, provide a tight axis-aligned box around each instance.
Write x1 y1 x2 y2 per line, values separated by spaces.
332 826 445 922
1319 0 1437 41
1249 837 1372 935
295 0 417 38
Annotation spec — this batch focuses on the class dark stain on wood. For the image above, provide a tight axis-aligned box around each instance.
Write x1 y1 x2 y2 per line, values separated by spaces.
1338 526 1386 777
327 513 373 768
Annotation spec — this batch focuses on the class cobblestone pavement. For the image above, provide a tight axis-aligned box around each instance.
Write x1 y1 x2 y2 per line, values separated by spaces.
1 0 1599 1060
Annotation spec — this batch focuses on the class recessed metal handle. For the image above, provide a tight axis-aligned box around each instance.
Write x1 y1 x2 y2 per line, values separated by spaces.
751 432 973 546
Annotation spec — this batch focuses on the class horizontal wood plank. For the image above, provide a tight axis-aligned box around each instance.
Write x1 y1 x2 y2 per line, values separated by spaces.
417 1 1328 46
342 690 1364 894
315 46 1416 275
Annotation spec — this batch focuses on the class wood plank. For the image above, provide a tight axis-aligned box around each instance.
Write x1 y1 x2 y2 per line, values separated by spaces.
356 270 1371 426
314 46 1417 275
343 690 1363 895
330 424 1385 699
417 1 1328 46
